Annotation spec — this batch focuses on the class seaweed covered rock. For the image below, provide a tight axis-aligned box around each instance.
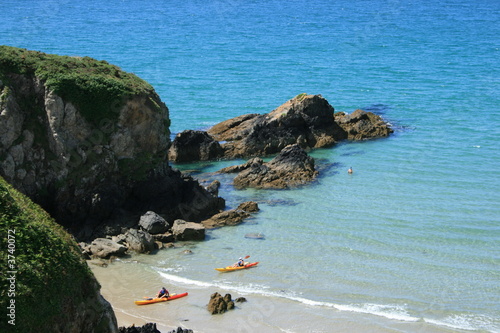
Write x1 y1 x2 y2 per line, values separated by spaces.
0 177 118 332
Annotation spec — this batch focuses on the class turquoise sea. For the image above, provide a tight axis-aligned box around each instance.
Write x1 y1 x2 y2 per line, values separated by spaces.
2 0 499 332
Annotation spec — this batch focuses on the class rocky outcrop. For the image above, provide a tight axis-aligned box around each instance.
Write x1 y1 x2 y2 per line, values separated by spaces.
208 94 346 158
208 292 235 314
202 209 250 229
171 219 206 241
139 211 170 234
231 144 318 189
237 201 259 212
201 201 259 229
0 46 223 241
168 130 224 162
335 109 393 140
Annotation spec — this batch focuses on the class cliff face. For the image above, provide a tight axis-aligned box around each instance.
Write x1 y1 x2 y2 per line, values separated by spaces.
0 177 118 333
0 46 222 240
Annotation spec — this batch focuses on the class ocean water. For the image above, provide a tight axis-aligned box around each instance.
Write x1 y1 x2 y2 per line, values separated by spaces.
1 0 499 332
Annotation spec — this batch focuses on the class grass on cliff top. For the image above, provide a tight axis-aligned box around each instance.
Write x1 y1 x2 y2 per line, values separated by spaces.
0 45 155 124
0 177 99 331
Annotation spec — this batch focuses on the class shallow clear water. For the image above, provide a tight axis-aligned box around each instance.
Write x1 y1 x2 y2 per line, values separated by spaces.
2 0 499 331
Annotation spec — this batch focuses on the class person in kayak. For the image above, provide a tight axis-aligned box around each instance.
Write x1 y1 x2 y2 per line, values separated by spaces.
156 287 170 299
234 257 245 267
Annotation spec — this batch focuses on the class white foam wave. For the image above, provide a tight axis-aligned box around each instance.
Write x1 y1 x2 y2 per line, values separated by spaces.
425 314 499 332
158 271 213 288
156 271 498 332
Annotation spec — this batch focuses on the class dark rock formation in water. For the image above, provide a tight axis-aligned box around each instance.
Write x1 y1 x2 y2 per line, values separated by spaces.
201 201 259 229
208 93 346 158
232 144 318 189
335 109 393 140
168 129 224 162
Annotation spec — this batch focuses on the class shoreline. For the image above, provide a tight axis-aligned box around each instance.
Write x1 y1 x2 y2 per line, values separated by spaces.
89 255 470 333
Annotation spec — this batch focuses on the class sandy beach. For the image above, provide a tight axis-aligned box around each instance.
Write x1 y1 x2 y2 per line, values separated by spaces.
89 257 466 333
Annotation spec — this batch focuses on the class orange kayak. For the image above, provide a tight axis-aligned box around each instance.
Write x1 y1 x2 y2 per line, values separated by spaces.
134 292 188 305
215 262 259 272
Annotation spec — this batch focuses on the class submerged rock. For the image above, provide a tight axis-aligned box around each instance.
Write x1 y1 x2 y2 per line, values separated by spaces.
245 233 265 239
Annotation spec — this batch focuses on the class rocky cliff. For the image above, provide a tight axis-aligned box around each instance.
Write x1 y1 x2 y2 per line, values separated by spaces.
0 46 222 240
0 176 118 332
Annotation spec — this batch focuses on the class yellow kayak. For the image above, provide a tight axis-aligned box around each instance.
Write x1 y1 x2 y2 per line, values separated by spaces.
215 262 259 272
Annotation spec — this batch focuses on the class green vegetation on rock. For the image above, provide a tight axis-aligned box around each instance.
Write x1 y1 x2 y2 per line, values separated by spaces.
295 93 308 101
0 177 112 332
0 45 155 125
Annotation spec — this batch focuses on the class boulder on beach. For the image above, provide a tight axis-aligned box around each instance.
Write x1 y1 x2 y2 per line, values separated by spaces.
208 292 235 314
172 219 206 241
139 211 170 234
233 144 318 189
89 238 128 258
125 229 156 253
119 322 190 333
